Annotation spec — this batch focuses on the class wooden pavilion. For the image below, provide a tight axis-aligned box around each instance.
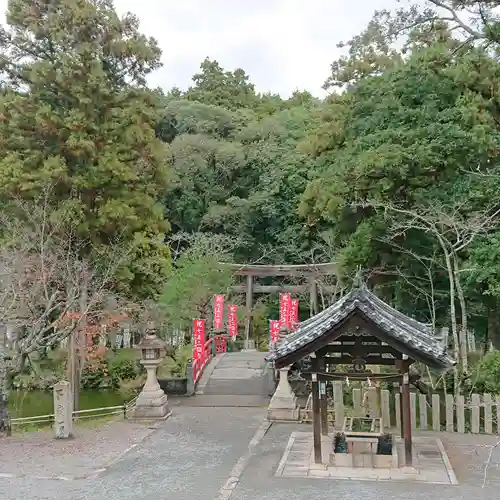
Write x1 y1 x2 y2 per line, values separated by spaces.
267 282 455 467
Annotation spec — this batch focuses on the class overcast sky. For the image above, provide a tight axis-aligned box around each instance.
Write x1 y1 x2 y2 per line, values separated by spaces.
0 0 402 97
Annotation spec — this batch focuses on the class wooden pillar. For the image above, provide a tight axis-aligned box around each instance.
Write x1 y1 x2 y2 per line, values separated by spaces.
244 274 253 348
311 373 322 464
402 364 413 466
399 382 404 438
319 359 328 435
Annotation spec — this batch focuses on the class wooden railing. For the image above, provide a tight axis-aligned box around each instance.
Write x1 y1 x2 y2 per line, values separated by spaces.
193 338 214 383
10 403 131 427
192 335 228 383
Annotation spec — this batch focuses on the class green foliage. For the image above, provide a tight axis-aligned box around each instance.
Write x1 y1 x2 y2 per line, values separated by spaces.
0 0 171 298
185 58 259 111
81 357 110 390
160 344 192 378
5 0 500 376
467 350 500 394
160 233 237 323
107 357 141 383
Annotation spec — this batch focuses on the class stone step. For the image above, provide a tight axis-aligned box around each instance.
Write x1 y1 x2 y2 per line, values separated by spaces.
171 395 270 408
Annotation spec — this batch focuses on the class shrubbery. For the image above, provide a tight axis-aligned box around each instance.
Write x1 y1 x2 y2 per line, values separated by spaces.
465 349 500 394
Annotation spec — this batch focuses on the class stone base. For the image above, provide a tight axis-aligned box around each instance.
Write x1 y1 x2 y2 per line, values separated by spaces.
267 407 300 421
277 432 457 484
132 392 171 420
330 434 399 469
329 450 398 469
267 389 299 421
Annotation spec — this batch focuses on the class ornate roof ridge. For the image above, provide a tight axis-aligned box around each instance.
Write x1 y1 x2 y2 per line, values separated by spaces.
267 286 455 370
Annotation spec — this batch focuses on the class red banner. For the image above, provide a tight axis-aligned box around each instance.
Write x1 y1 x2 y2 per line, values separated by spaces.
279 293 292 330
291 299 299 329
270 320 280 345
213 294 225 330
193 319 206 362
227 304 238 339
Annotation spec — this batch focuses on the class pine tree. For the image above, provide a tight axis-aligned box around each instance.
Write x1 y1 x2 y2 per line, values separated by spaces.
0 0 171 297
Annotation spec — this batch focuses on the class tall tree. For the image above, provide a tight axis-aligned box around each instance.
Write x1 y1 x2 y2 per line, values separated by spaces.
185 58 259 111
0 0 171 298
300 16 500 370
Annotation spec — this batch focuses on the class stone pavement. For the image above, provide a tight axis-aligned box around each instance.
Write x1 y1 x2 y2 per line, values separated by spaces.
276 431 456 484
0 407 499 500
198 351 271 398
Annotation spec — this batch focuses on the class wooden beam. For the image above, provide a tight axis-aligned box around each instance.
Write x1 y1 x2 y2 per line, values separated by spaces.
300 371 421 384
232 284 308 294
324 356 400 366
220 262 337 277
319 344 402 357
232 284 337 294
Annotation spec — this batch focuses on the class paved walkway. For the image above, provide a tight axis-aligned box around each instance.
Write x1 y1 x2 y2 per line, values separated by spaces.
195 351 271 407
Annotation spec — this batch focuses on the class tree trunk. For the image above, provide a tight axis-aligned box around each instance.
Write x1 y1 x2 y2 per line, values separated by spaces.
0 357 11 437
452 256 468 372
440 242 460 364
487 300 500 350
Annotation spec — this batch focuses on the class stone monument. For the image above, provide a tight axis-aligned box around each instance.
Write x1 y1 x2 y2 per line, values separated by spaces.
53 381 73 438
132 324 171 420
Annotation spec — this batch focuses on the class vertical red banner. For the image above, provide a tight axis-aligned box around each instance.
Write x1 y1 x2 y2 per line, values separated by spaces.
279 293 292 330
213 294 225 330
227 304 238 339
270 320 280 345
193 319 206 362
291 299 299 329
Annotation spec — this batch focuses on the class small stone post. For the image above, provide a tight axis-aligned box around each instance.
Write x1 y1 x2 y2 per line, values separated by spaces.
53 381 73 439
186 359 195 396
267 366 298 421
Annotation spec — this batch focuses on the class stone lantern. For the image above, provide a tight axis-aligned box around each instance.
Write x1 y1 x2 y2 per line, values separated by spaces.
132 322 171 420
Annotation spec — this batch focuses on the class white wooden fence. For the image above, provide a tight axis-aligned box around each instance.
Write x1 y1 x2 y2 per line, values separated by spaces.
331 384 500 434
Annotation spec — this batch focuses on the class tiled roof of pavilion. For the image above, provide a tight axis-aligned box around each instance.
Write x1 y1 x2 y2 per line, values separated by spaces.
267 284 455 371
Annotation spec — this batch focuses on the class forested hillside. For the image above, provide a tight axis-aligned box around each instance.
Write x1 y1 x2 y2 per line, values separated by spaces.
2 0 500 403
156 2 500 361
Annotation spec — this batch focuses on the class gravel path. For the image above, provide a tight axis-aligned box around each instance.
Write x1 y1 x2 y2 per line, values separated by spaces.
0 420 156 479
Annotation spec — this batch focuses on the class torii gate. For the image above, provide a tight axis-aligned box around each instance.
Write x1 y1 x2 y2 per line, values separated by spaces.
220 263 337 348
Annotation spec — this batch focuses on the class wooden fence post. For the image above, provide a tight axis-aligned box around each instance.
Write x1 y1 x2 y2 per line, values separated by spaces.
419 394 427 430
471 393 480 433
484 394 493 434
432 393 440 431
445 394 454 432
456 395 465 433
410 392 417 430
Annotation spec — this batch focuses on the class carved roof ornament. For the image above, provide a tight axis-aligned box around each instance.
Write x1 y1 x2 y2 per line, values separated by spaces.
352 266 366 290
266 283 456 371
